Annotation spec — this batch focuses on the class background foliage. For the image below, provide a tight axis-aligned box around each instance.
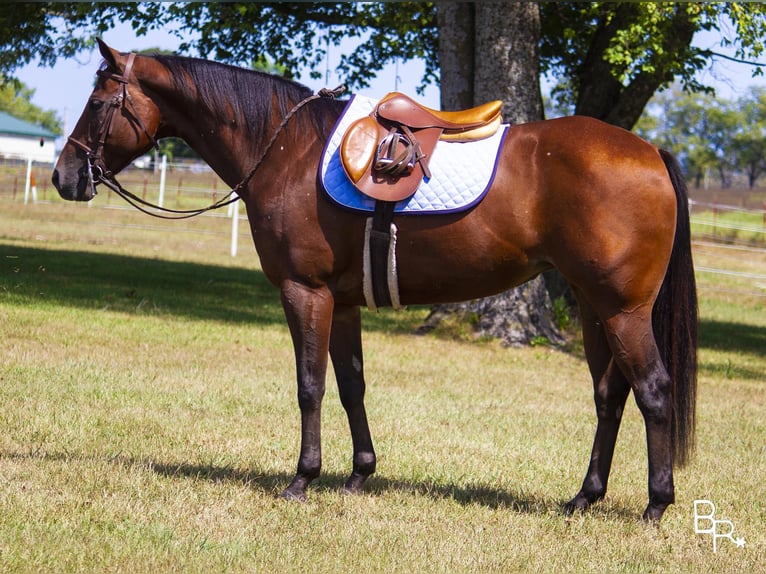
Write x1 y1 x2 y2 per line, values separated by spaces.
2 3 766 129
636 86 766 188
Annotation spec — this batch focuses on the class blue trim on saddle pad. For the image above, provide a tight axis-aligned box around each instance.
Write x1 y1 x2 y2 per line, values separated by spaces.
320 95 509 215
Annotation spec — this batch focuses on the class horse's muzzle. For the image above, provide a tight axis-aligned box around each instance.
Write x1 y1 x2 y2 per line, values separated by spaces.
51 167 96 202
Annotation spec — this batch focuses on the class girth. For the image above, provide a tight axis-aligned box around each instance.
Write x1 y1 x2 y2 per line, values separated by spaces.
367 201 397 309
342 92 503 310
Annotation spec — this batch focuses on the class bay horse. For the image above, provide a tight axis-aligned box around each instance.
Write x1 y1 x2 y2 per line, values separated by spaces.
52 40 697 522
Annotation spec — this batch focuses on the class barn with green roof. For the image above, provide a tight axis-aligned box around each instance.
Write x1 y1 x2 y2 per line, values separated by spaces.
0 110 58 163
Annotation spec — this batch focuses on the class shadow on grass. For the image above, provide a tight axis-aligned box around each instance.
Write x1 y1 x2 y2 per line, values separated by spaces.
144 458 638 520
0 448 638 520
5 245 762 380
699 318 766 382
699 318 765 356
0 244 423 334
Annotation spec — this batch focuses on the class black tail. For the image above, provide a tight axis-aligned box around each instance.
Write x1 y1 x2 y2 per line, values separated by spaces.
654 149 698 467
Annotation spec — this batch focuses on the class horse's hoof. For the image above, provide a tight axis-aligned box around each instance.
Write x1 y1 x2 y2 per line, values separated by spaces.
641 503 668 524
563 493 590 515
564 490 605 516
279 488 307 502
342 472 368 495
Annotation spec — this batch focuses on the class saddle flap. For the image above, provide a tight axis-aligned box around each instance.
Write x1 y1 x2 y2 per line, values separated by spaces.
340 115 378 184
338 92 504 204
340 113 442 203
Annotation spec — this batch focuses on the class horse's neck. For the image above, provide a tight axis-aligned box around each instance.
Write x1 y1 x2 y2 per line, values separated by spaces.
147 61 338 193
150 84 265 189
155 99 249 188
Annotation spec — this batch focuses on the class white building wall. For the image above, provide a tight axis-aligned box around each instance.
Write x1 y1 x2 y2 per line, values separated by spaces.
0 134 56 163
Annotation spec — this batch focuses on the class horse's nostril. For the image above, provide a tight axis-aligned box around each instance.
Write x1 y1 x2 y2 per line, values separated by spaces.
51 169 60 190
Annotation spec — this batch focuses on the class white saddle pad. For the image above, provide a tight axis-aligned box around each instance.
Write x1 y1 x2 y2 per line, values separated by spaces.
320 95 508 214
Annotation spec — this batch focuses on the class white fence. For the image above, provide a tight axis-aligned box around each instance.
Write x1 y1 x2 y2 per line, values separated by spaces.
689 199 766 238
3 157 765 289
1 155 246 256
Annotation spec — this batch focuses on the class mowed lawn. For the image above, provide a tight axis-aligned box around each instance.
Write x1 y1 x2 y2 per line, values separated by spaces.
1 199 764 573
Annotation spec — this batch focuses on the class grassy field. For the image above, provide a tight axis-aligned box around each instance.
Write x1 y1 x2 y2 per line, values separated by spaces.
1 197 764 573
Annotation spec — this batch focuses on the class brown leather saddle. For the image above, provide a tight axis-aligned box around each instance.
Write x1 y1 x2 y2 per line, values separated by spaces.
340 92 503 202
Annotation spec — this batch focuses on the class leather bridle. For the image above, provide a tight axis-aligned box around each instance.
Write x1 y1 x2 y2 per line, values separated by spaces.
65 51 347 219
67 53 160 200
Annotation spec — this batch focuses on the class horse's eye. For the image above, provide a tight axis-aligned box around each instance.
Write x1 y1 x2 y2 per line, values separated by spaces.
89 99 105 112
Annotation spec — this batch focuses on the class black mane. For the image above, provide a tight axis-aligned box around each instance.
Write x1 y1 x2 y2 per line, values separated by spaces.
151 53 343 141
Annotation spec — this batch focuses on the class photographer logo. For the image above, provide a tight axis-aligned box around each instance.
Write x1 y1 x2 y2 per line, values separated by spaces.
693 500 746 553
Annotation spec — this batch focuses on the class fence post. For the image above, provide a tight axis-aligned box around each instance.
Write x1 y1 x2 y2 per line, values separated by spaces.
158 155 167 208
713 197 718 237
230 195 240 257
23 157 37 204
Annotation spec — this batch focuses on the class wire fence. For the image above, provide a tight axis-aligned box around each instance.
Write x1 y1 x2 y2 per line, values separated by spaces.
0 155 247 255
2 155 765 297
0 155 233 207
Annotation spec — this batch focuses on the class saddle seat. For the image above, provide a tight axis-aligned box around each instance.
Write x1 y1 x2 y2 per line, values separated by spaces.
340 92 504 202
375 92 503 142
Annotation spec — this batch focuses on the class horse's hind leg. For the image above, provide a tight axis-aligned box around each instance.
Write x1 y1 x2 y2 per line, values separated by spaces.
565 296 631 514
599 309 675 521
329 304 377 493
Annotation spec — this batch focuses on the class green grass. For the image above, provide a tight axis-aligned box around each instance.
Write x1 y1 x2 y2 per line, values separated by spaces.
1 198 764 572
690 207 765 245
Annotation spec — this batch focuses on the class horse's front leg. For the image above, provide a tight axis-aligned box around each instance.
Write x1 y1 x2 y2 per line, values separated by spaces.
329 304 376 494
279 280 334 501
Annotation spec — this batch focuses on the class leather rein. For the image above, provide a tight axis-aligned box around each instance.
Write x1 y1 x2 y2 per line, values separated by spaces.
68 52 346 220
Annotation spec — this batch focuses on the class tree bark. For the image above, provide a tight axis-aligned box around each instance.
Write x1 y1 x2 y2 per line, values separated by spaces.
473 2 543 123
424 2 566 347
437 3 474 110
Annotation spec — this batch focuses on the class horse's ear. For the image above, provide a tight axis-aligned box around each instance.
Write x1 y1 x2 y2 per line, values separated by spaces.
96 38 121 69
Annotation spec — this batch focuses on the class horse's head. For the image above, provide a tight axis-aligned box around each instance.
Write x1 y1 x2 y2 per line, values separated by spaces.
52 39 162 201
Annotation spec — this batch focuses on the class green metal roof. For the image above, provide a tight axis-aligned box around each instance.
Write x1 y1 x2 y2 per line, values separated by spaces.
0 110 57 139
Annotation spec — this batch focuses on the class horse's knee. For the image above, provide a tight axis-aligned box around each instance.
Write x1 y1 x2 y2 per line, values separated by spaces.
297 384 325 412
632 367 672 423
338 379 365 409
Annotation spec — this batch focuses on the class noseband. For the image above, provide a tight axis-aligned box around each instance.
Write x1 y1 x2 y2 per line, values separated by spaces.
67 53 160 199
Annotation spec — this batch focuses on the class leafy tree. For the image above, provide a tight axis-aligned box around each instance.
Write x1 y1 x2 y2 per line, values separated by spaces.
637 86 766 188
541 2 766 128
732 87 766 188
2 3 765 130
0 79 61 134
637 88 727 187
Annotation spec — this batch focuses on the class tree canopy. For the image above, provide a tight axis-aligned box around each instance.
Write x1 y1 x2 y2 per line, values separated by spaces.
0 80 61 134
637 86 766 188
540 2 766 126
2 2 765 130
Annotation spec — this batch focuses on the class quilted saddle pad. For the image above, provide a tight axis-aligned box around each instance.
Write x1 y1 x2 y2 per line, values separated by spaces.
320 95 509 215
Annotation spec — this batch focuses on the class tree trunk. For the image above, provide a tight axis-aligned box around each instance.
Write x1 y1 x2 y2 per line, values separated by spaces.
473 2 544 123
437 3 474 110
575 4 696 130
424 2 567 347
